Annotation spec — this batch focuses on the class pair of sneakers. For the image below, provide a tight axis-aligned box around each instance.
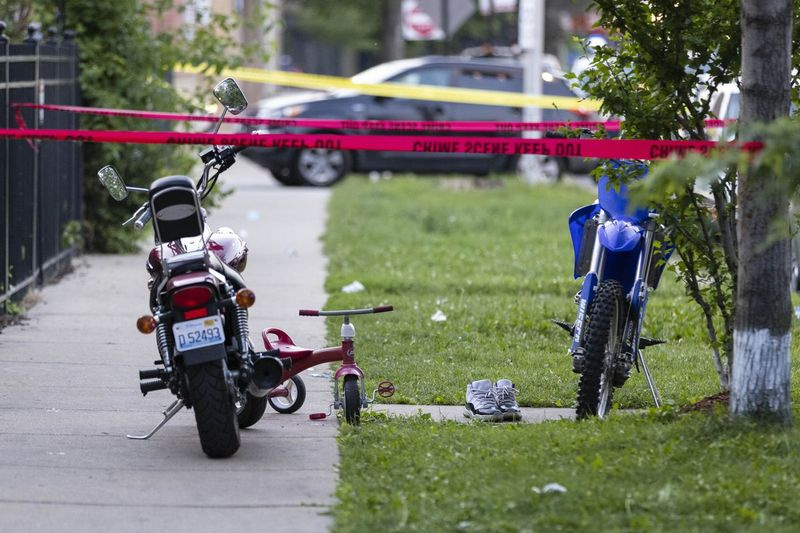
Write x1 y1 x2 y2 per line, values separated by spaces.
464 379 522 422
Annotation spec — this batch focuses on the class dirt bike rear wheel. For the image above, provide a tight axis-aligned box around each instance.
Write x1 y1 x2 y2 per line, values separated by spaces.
576 280 624 419
342 375 361 425
186 359 241 458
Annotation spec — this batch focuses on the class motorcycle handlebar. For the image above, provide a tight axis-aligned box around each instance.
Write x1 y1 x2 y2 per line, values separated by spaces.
134 206 152 229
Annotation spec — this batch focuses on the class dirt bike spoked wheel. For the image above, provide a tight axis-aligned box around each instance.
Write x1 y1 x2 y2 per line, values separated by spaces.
186 359 241 458
268 375 307 414
237 391 268 428
576 280 624 419
342 375 361 425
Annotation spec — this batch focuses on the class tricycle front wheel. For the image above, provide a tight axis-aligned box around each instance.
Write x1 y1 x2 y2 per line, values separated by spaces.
342 375 361 425
268 375 306 414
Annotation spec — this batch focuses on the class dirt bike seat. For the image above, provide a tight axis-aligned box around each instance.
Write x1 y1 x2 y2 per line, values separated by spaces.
261 328 313 359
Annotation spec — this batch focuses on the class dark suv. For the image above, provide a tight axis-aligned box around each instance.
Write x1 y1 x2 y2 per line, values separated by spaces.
244 55 597 186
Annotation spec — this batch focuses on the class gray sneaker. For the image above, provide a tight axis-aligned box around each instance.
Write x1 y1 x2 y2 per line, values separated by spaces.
464 379 502 421
494 379 522 421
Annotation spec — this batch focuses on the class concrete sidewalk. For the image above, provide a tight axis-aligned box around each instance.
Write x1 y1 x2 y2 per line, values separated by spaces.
0 156 334 532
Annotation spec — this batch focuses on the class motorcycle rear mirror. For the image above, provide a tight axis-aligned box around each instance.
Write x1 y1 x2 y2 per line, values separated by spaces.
97 165 129 201
213 78 248 115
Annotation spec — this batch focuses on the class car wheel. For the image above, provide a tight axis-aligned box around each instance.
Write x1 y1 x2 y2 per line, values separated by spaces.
540 156 565 181
290 147 351 187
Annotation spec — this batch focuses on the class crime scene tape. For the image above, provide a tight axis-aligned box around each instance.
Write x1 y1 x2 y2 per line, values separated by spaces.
12 102 734 132
175 64 603 111
0 128 761 160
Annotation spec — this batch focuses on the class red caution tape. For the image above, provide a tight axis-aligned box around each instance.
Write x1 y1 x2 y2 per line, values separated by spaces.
11 102 736 132
0 128 761 160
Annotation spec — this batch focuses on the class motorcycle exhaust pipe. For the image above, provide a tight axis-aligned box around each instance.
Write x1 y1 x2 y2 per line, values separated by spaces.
248 352 286 397
140 379 168 395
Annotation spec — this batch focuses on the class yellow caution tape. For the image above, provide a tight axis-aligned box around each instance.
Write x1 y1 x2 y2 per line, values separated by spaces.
177 64 602 112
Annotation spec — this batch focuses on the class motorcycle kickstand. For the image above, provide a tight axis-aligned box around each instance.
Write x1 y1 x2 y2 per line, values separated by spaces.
637 349 662 408
126 399 185 440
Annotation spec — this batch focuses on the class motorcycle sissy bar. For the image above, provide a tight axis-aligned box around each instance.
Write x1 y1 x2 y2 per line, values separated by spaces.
126 399 185 440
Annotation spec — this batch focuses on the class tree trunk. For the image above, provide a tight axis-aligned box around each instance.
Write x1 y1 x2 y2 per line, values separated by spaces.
732 0 793 424
381 0 404 62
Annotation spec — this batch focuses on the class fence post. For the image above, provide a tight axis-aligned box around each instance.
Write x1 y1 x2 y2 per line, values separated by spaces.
23 24 41 285
0 21 7 313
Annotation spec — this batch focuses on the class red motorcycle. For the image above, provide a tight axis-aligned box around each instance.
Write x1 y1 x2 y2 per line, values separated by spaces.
97 79 285 458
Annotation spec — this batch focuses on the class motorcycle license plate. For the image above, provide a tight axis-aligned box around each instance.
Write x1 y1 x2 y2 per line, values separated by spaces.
173 316 224 353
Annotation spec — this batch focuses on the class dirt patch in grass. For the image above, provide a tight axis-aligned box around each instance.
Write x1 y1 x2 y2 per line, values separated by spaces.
680 391 730 413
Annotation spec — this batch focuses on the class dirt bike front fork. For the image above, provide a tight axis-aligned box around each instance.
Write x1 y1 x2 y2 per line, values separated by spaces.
126 399 185 440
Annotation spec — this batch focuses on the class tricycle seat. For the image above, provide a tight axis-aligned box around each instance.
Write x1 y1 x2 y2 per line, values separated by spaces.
261 328 313 359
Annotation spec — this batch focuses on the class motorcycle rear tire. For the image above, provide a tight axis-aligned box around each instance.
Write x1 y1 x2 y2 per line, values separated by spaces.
237 392 268 428
576 280 623 419
186 359 241 458
342 375 361 425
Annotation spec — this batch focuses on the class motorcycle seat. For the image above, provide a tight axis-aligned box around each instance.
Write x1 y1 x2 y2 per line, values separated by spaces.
261 328 313 359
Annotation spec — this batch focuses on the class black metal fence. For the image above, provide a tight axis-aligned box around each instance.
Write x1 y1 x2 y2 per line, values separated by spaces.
0 30 82 312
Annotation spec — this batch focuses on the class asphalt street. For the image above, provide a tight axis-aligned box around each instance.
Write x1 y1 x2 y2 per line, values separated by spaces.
0 155 335 532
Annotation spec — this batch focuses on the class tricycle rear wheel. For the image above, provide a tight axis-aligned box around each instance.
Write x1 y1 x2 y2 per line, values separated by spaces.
268 375 307 414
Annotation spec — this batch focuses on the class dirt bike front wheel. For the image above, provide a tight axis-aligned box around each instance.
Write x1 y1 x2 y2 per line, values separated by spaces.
576 279 624 419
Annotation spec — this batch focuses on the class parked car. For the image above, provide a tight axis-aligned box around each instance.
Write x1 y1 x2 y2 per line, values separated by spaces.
708 82 800 291
242 55 599 186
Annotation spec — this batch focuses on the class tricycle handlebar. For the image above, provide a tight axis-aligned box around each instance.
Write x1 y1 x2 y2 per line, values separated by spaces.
299 305 394 317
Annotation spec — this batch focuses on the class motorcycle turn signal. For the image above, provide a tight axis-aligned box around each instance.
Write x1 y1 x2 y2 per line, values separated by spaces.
235 288 256 308
136 315 157 334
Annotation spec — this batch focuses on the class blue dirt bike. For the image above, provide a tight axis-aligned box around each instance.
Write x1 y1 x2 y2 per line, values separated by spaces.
555 162 671 418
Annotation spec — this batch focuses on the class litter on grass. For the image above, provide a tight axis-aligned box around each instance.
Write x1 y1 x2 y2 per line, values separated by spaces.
341 280 365 293
430 309 447 322
532 483 567 494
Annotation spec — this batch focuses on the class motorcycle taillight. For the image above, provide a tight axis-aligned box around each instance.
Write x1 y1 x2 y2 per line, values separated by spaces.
171 285 214 309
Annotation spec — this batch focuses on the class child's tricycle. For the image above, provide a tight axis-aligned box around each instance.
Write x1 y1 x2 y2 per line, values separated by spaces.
259 305 395 424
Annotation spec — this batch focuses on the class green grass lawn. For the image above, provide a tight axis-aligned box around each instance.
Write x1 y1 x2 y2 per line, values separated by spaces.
323 175 780 408
335 411 800 532
324 175 800 531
